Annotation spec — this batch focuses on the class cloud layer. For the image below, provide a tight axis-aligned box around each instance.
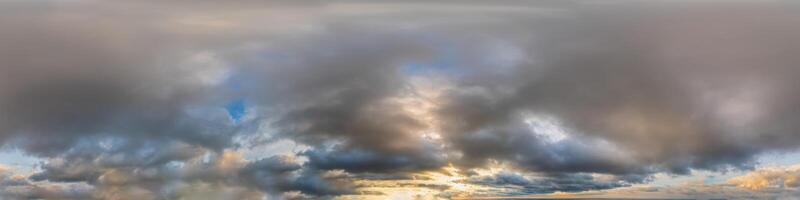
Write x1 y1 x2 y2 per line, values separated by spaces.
2 0 800 199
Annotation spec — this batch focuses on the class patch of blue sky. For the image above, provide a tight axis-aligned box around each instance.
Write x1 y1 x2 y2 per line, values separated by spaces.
226 99 246 123
756 149 800 167
0 149 41 174
647 150 800 188
219 69 252 124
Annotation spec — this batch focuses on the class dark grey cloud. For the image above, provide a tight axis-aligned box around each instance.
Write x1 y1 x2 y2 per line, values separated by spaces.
240 156 305 194
228 25 452 173
0 0 246 157
466 172 645 195
431 2 800 176
303 146 445 173
28 138 207 183
20 146 326 199
0 166 93 200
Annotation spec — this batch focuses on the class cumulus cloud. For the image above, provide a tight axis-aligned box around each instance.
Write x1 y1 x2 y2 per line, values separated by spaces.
729 165 800 191
4 148 340 200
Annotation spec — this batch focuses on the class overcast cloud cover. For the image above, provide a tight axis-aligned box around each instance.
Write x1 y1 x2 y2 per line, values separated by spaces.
2 0 800 199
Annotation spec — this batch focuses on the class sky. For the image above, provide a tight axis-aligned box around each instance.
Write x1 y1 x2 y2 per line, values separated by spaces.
2 0 800 200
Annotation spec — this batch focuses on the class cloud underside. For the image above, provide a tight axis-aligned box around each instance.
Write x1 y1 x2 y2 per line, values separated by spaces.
2 1 800 199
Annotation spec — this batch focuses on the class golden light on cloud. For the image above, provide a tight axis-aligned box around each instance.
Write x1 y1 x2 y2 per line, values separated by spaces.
728 165 800 190
345 164 498 200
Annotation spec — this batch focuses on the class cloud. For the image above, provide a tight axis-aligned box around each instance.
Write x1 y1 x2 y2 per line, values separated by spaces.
466 171 645 195
0 0 242 157
14 147 345 200
431 2 800 176
729 165 800 191
0 165 94 200
303 146 445 173
529 170 800 200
